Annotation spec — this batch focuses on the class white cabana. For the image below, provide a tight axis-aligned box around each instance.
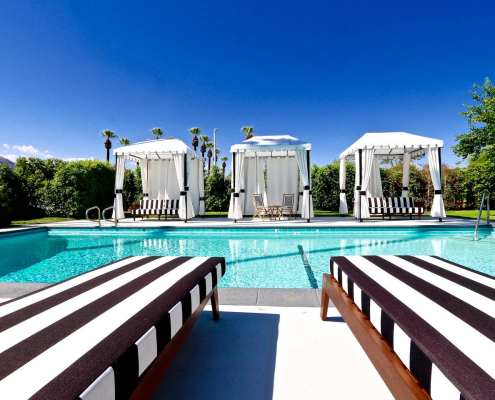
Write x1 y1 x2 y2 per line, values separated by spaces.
112 138 205 221
228 135 314 222
339 132 446 221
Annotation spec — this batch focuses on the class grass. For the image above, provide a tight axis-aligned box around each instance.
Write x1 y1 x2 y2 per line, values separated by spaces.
11 217 75 226
446 210 495 221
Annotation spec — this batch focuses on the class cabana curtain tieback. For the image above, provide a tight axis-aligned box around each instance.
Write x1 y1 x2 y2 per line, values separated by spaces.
299 192 303 195
359 191 366 195
403 186 408 191
435 189 443 194
356 185 361 190
184 186 189 191
115 189 123 194
240 189 245 193
233 193 240 198
143 193 149 197
340 189 346 193
180 191 187 196
304 185 310 190
199 197 205 201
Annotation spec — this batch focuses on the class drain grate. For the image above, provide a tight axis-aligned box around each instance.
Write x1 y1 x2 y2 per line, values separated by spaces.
297 245 318 288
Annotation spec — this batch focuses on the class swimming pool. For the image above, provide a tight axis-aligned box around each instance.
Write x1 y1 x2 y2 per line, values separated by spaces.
1 227 494 288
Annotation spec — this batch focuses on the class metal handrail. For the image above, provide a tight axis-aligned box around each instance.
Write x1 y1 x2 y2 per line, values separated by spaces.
86 206 101 227
102 206 118 227
474 191 486 241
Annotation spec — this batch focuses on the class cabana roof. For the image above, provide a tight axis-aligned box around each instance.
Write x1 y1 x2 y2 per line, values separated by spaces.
230 135 311 158
113 138 203 161
340 132 444 160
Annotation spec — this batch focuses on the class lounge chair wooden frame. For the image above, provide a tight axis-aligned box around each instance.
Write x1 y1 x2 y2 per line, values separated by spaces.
320 274 431 400
252 194 270 221
281 193 296 220
130 287 220 400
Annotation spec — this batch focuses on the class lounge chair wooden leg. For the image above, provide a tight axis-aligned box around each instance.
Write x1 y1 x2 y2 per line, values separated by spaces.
211 286 220 321
419 212 422 220
321 274 330 321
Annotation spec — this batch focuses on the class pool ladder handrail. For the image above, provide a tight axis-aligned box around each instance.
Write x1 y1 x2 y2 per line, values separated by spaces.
102 206 119 227
85 206 101 227
474 191 491 241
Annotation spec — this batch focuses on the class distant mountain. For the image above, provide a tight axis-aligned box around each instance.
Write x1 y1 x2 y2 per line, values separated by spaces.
0 156 15 170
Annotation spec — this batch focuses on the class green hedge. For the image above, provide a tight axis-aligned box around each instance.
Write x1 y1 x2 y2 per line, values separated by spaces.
41 160 115 218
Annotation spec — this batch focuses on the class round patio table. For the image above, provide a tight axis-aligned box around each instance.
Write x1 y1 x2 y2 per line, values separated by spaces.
267 205 282 221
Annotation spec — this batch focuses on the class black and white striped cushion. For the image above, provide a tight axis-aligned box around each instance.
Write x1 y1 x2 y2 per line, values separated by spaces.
0 256 226 400
330 255 495 399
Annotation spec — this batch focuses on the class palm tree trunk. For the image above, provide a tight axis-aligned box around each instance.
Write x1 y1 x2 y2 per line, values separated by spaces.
208 156 211 173
107 148 110 162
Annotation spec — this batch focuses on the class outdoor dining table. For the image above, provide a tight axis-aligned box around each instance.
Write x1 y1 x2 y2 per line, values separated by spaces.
267 205 282 221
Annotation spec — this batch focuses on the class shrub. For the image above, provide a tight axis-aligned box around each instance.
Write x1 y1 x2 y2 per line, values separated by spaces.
42 160 115 218
0 165 22 226
205 165 229 211
311 161 355 212
14 157 65 218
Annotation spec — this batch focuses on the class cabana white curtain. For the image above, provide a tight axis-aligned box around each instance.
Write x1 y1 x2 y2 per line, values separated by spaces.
140 159 150 200
198 160 205 216
402 153 411 197
428 147 446 218
358 149 375 219
296 150 314 219
353 150 361 217
228 152 245 220
113 155 126 220
243 157 266 215
189 159 200 215
339 158 348 215
367 156 383 198
149 160 180 200
173 154 195 220
266 158 298 207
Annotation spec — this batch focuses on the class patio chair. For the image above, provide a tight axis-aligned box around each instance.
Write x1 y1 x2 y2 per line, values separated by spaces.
281 193 296 220
320 255 495 399
252 194 270 221
0 256 226 400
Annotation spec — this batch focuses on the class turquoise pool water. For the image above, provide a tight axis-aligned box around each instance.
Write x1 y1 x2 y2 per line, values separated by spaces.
0 227 494 288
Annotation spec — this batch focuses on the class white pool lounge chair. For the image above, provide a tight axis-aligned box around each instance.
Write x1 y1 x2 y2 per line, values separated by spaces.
368 197 424 220
0 256 226 400
131 199 179 220
321 255 495 399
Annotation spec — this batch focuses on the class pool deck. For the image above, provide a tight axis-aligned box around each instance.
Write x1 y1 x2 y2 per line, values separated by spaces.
2 215 491 232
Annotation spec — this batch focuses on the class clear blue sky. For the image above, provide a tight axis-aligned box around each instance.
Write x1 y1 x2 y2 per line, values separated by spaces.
0 1 494 168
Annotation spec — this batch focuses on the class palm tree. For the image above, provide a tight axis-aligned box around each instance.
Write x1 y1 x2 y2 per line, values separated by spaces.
215 148 221 163
100 130 118 162
189 127 202 151
150 127 164 140
221 156 228 177
241 126 254 140
206 142 214 172
199 135 209 158
119 138 131 146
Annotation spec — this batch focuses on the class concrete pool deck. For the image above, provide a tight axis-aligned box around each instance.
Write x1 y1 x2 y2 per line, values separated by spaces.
152 305 393 400
1 215 490 232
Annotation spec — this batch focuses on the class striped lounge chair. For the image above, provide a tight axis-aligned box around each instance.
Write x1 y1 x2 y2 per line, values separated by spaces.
131 199 179 221
321 255 495 399
368 197 424 220
0 256 226 400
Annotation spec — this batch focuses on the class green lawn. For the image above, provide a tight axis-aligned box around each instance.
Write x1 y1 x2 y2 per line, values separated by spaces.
11 217 75 226
446 210 495 221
